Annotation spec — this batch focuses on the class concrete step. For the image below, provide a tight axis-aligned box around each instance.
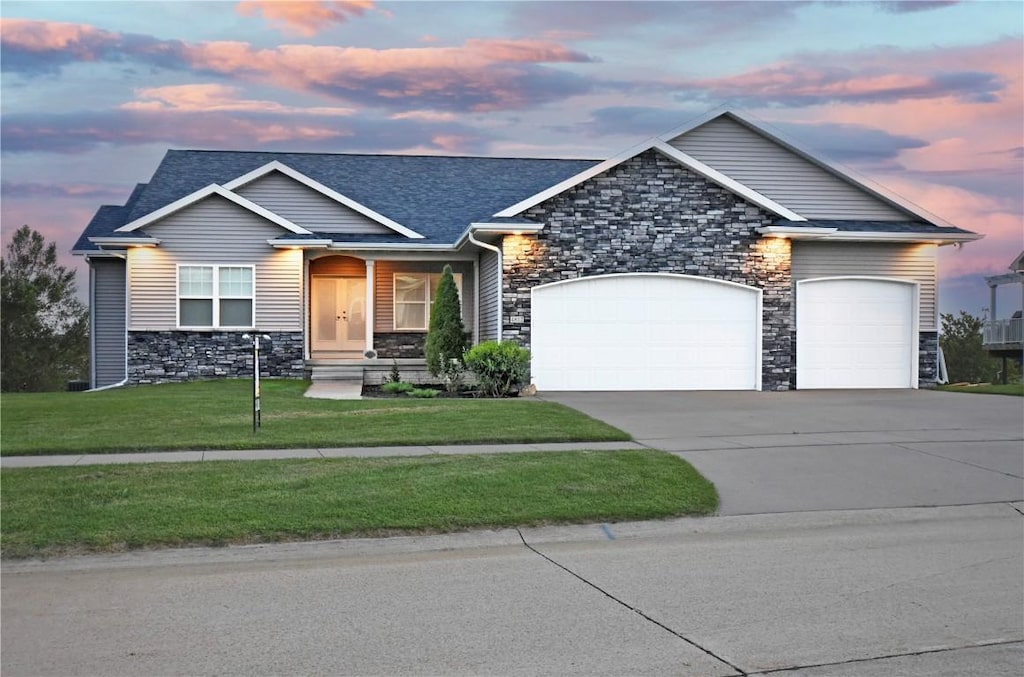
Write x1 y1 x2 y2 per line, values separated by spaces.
309 366 365 382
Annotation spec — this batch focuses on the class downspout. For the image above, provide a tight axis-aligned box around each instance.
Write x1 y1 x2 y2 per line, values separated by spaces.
937 345 949 385
466 231 502 342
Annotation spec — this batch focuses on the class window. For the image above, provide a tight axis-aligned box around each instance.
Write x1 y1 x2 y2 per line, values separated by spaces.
178 265 254 328
393 272 462 330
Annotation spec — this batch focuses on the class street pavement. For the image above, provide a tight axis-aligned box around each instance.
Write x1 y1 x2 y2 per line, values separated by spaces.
3 389 1023 675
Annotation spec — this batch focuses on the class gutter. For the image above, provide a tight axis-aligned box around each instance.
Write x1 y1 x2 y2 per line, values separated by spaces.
466 231 503 342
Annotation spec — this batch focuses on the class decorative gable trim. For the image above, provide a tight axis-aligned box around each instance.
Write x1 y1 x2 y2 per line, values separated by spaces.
493 137 805 221
661 109 959 229
115 184 311 235
222 160 424 239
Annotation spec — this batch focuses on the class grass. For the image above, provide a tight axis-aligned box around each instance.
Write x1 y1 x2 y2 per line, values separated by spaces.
0 451 718 559
0 379 629 456
937 382 1024 396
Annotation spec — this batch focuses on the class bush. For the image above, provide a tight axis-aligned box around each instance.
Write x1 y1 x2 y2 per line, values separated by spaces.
425 265 468 392
465 341 531 398
382 381 414 394
408 388 440 398
388 359 402 384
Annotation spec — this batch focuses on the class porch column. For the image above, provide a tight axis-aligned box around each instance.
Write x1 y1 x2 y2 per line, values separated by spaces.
365 259 375 353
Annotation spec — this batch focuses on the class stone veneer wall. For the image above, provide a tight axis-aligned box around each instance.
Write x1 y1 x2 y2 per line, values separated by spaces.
919 331 939 385
506 149 793 391
127 331 304 384
373 332 426 359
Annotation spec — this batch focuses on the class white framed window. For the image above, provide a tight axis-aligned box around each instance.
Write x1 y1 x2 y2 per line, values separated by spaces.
393 272 463 331
177 264 255 328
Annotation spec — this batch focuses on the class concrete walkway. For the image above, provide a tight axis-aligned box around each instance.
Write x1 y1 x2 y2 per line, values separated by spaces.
0 441 646 468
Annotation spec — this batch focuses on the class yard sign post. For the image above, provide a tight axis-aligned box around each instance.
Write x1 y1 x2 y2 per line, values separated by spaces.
243 333 271 432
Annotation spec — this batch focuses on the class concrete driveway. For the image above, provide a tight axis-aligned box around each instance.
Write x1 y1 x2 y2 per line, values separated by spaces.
543 389 1024 515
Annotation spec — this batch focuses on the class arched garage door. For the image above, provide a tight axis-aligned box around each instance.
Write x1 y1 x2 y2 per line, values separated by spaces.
530 274 762 391
797 277 918 389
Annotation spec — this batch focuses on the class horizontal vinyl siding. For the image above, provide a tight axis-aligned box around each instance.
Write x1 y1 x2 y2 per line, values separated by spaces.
92 258 126 386
128 195 303 331
234 172 391 234
792 242 937 330
374 260 475 333
669 117 909 221
478 249 499 342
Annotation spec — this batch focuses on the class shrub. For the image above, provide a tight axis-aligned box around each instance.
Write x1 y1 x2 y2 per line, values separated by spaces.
409 387 440 398
388 359 402 384
382 381 414 394
425 265 468 391
464 340 531 398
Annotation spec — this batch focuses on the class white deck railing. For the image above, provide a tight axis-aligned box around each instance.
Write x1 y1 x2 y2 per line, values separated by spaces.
983 317 1023 347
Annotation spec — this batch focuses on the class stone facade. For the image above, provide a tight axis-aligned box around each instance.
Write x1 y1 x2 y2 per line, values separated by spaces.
919 331 939 385
507 149 794 391
373 332 427 359
127 331 304 384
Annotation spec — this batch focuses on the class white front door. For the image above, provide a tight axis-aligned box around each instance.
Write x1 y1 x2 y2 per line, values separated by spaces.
312 276 366 353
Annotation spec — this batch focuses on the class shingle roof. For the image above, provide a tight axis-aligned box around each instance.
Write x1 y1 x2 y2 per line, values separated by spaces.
72 183 148 253
113 151 599 245
772 219 975 235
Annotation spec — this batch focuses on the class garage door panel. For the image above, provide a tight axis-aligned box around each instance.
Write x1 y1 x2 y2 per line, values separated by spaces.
797 278 916 389
531 274 761 391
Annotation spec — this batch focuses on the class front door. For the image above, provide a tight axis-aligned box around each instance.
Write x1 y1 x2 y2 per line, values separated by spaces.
312 276 366 353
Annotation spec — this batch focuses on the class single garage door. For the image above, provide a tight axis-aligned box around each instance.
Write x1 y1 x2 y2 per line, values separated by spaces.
797 277 918 389
530 273 761 391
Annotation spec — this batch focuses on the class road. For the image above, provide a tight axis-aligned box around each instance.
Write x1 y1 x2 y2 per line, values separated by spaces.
3 503 1022 676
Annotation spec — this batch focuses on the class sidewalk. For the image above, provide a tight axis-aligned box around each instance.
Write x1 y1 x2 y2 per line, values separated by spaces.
1 441 648 468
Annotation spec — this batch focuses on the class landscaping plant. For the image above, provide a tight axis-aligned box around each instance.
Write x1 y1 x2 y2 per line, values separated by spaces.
465 340 531 397
424 265 468 392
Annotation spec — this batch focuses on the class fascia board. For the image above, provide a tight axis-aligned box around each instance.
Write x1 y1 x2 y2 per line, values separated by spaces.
819 231 983 243
88 236 161 246
267 239 332 248
327 242 456 251
223 160 424 240
651 142 806 221
115 184 311 235
756 226 837 239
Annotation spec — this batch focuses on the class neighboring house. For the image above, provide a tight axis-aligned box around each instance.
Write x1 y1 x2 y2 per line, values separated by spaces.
982 251 1024 382
73 109 981 392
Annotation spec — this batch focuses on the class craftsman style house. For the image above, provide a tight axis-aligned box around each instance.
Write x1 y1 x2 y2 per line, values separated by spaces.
74 109 980 391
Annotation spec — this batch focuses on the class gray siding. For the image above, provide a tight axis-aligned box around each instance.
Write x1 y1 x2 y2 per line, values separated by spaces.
234 172 392 234
478 248 499 342
668 116 909 220
373 260 475 335
791 242 937 330
91 258 126 387
128 195 303 331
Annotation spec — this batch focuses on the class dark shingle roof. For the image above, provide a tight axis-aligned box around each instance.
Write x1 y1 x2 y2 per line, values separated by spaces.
118 151 599 244
73 183 148 253
772 219 975 235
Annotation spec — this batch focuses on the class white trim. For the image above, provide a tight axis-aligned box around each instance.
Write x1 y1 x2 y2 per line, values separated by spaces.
651 142 805 221
175 263 256 330
814 231 981 244
76 249 127 258
328 242 455 251
530 273 763 391
492 136 805 222
796 276 920 389
223 160 424 239
88 236 160 247
268 239 332 248
661 109 963 230
116 184 311 235
391 271 463 331
757 226 838 239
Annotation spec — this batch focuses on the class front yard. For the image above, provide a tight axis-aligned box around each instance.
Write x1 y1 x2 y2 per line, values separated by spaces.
0 379 629 456
1 450 718 559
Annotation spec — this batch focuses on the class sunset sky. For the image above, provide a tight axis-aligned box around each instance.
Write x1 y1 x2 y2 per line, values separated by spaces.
2 0 1021 317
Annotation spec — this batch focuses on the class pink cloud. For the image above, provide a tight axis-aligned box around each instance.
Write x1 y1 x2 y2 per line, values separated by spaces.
235 1 374 36
121 83 355 115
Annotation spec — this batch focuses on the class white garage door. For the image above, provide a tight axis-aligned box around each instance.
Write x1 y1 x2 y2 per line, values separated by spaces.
797 277 918 389
530 274 761 391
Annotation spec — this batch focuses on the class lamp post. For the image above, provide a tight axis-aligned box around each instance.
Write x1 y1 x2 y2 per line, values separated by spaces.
242 333 271 432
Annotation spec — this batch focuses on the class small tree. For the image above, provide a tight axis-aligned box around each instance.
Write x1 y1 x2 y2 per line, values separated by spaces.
1 225 89 391
940 311 997 383
424 265 468 391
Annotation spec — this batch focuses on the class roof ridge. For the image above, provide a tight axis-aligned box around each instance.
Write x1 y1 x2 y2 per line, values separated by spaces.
163 148 602 162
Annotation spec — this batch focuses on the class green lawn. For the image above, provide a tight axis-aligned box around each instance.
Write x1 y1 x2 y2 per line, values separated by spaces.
0 451 718 558
0 379 629 455
937 383 1024 397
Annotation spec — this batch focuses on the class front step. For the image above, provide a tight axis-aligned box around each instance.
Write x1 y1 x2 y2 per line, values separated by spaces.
309 365 365 382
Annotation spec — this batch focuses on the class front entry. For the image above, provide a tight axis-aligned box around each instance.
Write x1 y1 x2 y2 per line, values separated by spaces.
311 276 366 353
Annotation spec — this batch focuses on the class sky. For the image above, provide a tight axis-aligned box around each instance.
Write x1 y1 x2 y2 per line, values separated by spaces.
1 0 1022 319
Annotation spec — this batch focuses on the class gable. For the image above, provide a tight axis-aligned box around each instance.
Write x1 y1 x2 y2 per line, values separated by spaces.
233 171 394 236
138 194 293 245
667 115 909 221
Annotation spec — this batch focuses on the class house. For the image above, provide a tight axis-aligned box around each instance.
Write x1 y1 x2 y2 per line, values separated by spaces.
982 251 1024 383
73 109 981 392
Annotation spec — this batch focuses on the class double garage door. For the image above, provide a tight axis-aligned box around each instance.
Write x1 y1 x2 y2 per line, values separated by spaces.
530 274 918 391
